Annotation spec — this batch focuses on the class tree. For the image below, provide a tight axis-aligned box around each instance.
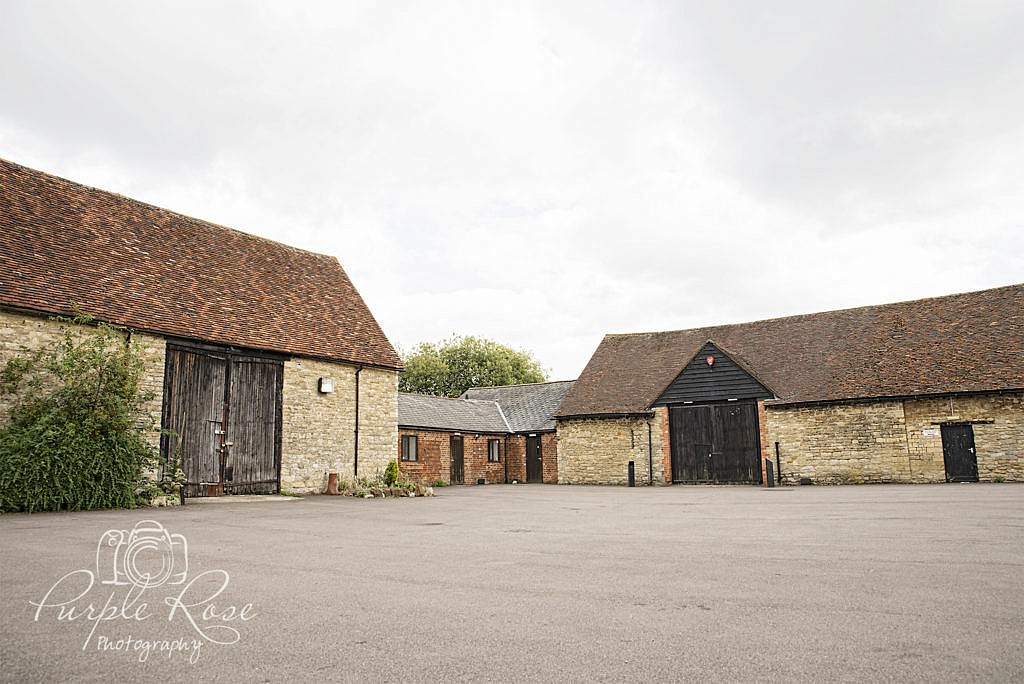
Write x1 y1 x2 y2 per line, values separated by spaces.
399 336 546 398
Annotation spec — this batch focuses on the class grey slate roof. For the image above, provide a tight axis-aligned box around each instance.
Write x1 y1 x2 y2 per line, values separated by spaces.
462 380 576 432
398 393 510 433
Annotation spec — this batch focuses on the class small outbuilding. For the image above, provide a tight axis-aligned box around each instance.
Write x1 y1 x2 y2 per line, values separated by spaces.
0 158 402 496
463 380 575 484
397 393 510 485
556 285 1024 485
398 380 575 485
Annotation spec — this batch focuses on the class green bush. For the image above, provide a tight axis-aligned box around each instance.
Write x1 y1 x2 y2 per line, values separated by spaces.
0 317 160 512
432 479 448 488
383 459 399 487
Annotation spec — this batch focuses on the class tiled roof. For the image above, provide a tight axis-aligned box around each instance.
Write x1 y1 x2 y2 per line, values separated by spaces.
0 159 401 368
398 393 510 433
462 380 576 432
557 284 1024 416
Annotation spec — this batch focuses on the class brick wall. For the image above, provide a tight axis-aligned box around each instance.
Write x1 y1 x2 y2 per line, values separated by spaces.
541 432 558 484
397 429 507 485
556 415 665 485
502 433 558 484
506 435 526 482
767 392 1024 484
281 359 398 493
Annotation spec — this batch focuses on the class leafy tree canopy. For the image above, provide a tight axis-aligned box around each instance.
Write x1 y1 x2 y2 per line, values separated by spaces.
399 335 546 398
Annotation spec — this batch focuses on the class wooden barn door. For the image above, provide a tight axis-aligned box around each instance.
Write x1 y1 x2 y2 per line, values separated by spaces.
670 402 762 484
450 435 465 485
162 344 283 497
526 435 543 483
162 347 227 497
226 358 283 494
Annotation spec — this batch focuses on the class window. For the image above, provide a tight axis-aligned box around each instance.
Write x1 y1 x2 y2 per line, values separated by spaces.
488 439 501 463
401 435 418 462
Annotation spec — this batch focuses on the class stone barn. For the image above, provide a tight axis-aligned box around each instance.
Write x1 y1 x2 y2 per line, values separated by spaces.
556 285 1024 486
0 158 401 496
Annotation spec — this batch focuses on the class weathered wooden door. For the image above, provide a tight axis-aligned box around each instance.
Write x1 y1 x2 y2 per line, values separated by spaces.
162 347 226 497
226 358 283 494
450 435 465 485
941 424 978 482
670 403 762 484
162 344 282 497
526 435 543 483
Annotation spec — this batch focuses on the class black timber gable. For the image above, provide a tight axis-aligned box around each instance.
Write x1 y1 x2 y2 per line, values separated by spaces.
654 342 774 405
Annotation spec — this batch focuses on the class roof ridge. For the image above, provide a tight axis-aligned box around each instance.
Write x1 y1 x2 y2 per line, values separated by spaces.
603 283 1024 339
492 402 512 432
466 379 576 391
0 157 335 262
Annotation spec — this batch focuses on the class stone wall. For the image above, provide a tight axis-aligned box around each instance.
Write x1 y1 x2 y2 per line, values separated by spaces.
903 394 1023 482
767 392 1024 484
0 309 166 449
556 415 664 485
280 360 398 493
396 429 507 485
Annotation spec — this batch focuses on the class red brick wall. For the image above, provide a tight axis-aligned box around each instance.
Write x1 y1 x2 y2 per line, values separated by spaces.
506 435 526 483
397 429 507 485
503 433 558 484
757 400 771 486
658 407 671 485
541 432 558 484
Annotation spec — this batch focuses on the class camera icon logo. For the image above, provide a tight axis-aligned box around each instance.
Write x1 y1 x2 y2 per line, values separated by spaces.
96 520 190 588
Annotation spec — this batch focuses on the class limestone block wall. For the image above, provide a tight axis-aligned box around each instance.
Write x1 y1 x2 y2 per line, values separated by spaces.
904 394 1023 482
767 392 1024 484
281 360 397 493
556 415 664 485
133 332 167 450
767 401 911 484
0 309 166 449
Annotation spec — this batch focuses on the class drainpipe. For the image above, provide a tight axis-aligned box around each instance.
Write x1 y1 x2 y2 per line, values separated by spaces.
503 434 509 484
354 366 363 476
647 418 654 486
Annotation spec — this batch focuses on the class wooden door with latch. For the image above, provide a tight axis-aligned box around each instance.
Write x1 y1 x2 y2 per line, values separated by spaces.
161 343 283 497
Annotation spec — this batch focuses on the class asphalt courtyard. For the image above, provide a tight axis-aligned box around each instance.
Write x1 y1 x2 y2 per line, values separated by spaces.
1 483 1022 682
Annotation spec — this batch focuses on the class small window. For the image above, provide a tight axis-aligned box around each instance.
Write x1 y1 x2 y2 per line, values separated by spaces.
401 435 418 462
488 439 500 463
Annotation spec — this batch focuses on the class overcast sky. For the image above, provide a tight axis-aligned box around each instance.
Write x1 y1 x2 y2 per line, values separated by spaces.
2 1 1022 380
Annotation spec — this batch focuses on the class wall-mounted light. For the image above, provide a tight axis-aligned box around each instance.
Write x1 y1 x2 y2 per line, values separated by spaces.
318 377 335 393
706 355 715 367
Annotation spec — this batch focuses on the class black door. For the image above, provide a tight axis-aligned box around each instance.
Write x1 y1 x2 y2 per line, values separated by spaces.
162 345 283 497
450 435 465 485
670 402 762 484
941 424 978 482
526 435 543 483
